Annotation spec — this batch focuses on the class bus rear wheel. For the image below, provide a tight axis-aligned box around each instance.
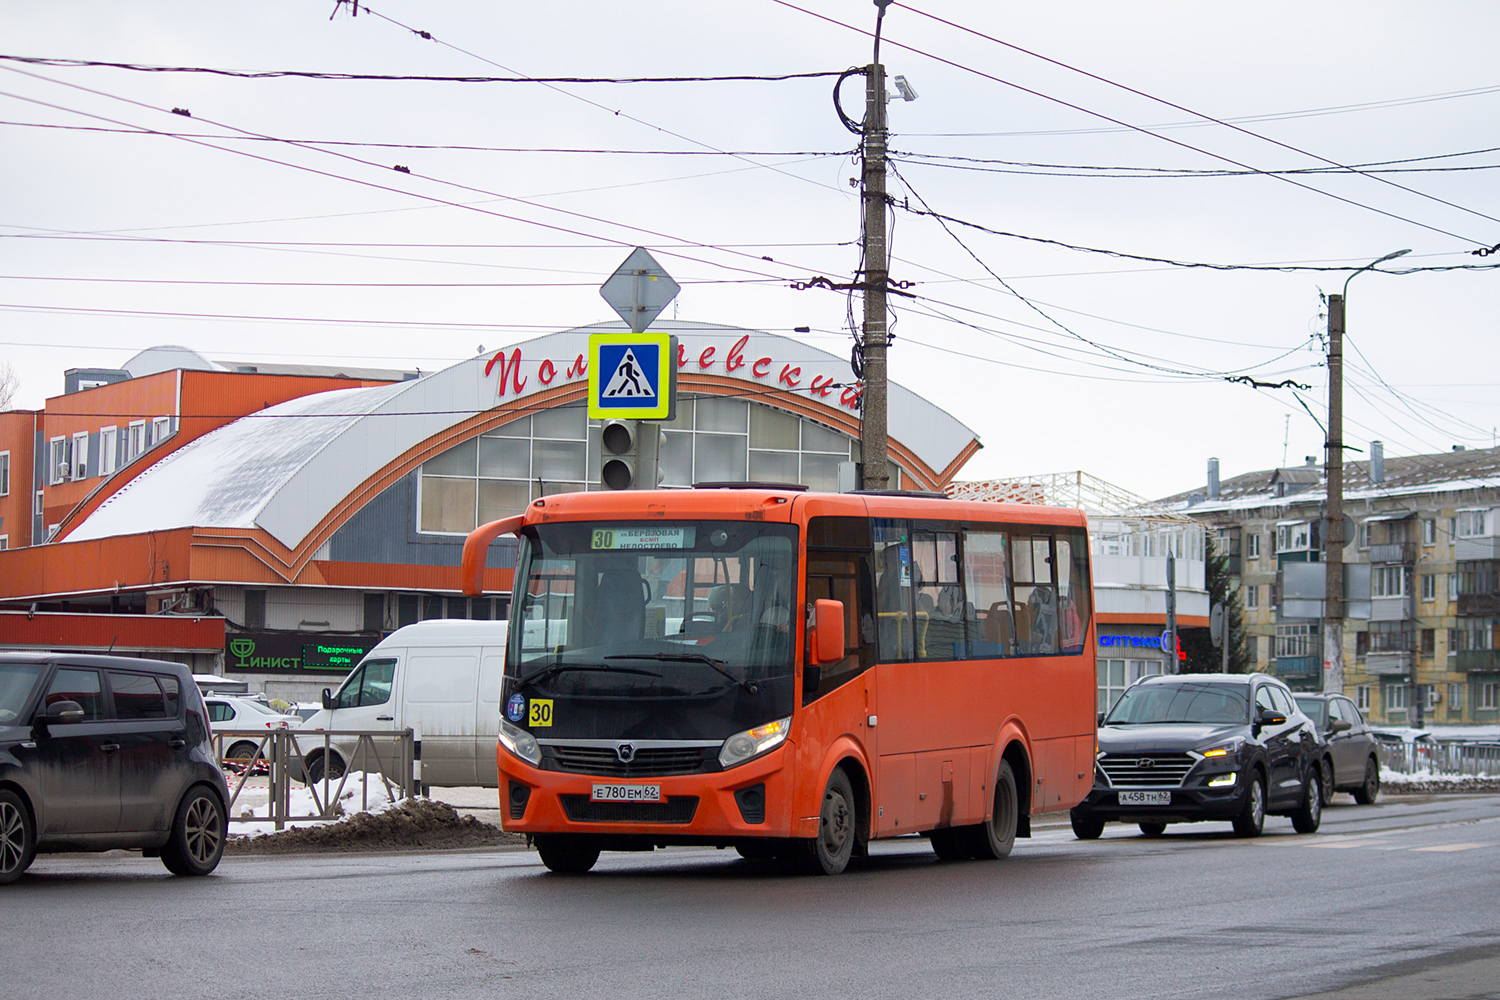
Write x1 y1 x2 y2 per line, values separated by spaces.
966 760 1018 860
929 827 971 861
535 834 601 874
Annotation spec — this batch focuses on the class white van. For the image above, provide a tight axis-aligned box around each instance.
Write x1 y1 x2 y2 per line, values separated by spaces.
295 620 508 788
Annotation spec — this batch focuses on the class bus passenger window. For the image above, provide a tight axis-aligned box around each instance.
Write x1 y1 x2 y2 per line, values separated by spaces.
963 530 1014 658
1011 534 1058 655
1056 533 1091 653
913 529 964 661
873 519 914 661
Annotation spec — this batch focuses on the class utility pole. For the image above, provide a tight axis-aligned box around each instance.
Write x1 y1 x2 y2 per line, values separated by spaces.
1324 294 1346 696
859 8 890 491
1164 551 1177 674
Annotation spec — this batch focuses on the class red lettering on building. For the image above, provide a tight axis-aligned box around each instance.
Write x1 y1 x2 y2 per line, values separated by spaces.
565 355 587 379
778 364 802 388
484 349 527 397
839 385 863 410
538 359 557 385
810 374 836 397
678 342 688 368
752 357 772 378
725 335 749 373
698 346 716 369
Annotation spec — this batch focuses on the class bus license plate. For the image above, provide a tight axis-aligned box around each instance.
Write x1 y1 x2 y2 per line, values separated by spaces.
1119 791 1171 806
591 783 662 803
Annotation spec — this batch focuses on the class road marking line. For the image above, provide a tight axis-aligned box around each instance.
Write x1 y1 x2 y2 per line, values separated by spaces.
1411 842 1488 852
1307 838 1390 849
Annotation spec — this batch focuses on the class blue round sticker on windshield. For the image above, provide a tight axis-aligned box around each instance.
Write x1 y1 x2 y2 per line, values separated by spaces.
506 693 526 723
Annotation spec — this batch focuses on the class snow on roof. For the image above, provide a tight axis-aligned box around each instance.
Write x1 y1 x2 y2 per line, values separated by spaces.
67 322 978 551
122 345 225 378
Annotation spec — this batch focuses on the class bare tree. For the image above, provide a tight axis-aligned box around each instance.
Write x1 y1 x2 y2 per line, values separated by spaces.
0 362 18 411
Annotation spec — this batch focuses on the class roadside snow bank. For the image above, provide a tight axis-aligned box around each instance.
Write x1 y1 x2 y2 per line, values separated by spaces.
231 771 404 836
1381 769 1500 793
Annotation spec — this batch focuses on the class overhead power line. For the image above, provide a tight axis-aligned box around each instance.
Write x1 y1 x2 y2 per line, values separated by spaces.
891 3 1500 240
0 54 846 84
891 147 1500 179
767 0 1494 247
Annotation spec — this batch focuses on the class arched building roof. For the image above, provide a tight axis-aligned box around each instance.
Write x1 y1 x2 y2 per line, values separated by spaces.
67 321 979 551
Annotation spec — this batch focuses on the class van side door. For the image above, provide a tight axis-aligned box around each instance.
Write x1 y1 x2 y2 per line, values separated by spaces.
475 647 506 787
403 650 482 787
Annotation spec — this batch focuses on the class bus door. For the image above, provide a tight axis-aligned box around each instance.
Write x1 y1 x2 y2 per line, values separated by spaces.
802 517 878 829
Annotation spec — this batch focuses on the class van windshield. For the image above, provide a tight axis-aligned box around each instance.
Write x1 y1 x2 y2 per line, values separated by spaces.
0 665 43 724
506 520 797 738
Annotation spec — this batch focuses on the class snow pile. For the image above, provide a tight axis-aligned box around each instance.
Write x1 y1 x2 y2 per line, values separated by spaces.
1381 768 1500 793
226 797 520 854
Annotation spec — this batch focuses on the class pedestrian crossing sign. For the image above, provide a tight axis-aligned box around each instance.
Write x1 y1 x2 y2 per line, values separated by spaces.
588 332 677 419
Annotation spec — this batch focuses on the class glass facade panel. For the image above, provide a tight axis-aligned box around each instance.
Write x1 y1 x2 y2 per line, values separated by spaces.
801 452 842 492
749 450 799 482
478 480 529 522
659 430 693 487
533 405 586 440
420 477 477 533
478 436 528 479
534 439 586 482
423 439 475 477
695 397 747 432
695 433 747 482
750 405 799 450
801 419 848 454
489 416 531 438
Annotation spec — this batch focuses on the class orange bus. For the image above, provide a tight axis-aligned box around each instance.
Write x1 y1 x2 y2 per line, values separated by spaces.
461 486 1096 875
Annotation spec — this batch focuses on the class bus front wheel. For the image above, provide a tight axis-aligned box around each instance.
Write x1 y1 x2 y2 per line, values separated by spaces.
795 768 856 875
536 834 601 874
967 760 1018 860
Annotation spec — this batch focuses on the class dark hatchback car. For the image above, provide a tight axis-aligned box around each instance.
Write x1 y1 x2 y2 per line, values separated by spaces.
1294 692 1381 806
1071 673 1324 840
0 653 230 883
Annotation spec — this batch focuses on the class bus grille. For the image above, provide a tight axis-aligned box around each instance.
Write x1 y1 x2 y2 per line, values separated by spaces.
559 795 699 824
1099 753 1197 787
546 745 713 778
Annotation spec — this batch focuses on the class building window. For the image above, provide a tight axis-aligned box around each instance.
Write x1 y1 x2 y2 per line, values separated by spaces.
363 593 385 633
1449 573 1459 601
99 427 117 476
1276 623 1317 657
1246 533 1260 559
1420 574 1435 602
1421 629 1435 656
1098 659 1128 714
48 437 69 485
1356 685 1370 711
1277 522 1311 552
1480 681 1500 712
34 490 43 516
1356 631 1369 657
422 595 444 620
416 398 866 534
1385 683 1407 712
243 589 266 629
127 420 146 460
1373 566 1409 598
71 431 88 480
397 594 419 628
1356 522 1370 549
1422 519 1437 546
1457 510 1488 537
150 416 172 446
1244 584 1259 609
1449 684 1464 711
1369 621 1413 653
0 450 8 497
0 535 7 550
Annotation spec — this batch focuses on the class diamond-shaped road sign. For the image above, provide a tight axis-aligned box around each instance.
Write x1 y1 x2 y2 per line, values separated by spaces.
600 247 680 333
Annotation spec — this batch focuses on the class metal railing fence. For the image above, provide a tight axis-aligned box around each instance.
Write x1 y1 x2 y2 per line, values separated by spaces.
211 728 415 831
1376 738 1500 777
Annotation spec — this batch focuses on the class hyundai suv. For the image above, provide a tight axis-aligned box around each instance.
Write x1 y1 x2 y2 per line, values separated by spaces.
0 653 229 883
1070 673 1323 839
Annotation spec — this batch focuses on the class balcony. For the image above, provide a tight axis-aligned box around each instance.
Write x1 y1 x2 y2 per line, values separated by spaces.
1275 656 1320 679
1370 596 1413 622
1456 649 1500 672
1458 594 1500 617
1365 652 1412 675
1368 542 1416 564
1457 537 1500 560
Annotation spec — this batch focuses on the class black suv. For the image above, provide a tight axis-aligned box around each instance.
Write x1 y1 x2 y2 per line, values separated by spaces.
1071 673 1323 840
0 653 230 883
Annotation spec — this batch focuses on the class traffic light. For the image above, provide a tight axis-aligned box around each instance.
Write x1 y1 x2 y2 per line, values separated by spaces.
600 419 637 490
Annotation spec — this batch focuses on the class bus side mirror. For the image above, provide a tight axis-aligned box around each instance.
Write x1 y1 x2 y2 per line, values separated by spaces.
321 688 335 711
810 599 845 666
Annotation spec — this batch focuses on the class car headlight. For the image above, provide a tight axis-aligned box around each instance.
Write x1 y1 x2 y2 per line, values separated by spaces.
1199 740 1242 759
718 717 790 769
498 719 542 766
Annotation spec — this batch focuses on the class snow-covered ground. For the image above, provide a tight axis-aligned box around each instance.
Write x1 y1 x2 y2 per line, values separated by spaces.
227 777 501 836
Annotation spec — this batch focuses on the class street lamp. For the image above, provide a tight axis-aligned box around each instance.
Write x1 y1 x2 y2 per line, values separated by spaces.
1323 248 1410 704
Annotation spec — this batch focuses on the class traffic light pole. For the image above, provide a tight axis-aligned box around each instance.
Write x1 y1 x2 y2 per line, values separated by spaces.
859 46 890 491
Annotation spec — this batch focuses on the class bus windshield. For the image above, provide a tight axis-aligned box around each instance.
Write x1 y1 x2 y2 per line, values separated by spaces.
509 520 798 729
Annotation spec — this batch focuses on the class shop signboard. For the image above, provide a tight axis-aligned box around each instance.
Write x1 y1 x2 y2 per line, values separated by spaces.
225 631 379 675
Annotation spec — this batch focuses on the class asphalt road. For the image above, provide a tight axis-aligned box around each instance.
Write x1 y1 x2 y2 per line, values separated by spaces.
5 794 1499 1000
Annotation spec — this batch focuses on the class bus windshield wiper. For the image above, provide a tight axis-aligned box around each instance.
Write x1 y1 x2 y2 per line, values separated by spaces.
604 653 759 694
522 662 662 686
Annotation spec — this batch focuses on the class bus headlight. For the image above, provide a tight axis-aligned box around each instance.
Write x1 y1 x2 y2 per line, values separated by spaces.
718 717 790 769
499 719 542 766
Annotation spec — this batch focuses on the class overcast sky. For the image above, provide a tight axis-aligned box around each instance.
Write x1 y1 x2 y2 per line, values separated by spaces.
3 1 1497 499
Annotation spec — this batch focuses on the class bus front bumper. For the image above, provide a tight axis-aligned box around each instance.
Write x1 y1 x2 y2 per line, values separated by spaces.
497 741 796 842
